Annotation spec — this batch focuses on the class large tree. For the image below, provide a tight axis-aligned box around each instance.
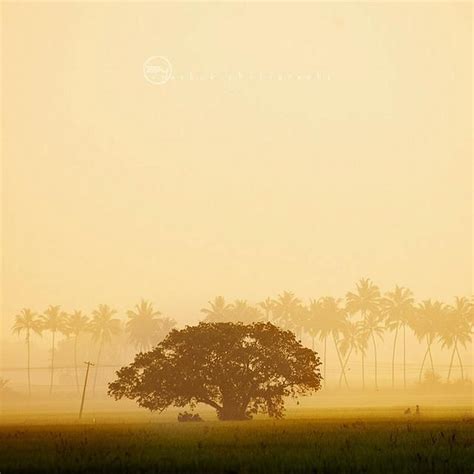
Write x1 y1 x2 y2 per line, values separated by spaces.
109 322 321 420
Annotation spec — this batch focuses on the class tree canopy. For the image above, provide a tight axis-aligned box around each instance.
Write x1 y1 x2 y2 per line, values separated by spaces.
108 322 321 420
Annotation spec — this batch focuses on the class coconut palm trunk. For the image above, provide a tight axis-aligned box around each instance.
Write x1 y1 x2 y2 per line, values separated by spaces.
371 332 378 390
27 330 31 397
455 344 464 380
49 330 56 395
338 347 353 387
323 336 327 386
361 352 365 390
332 334 349 389
403 324 407 389
418 346 429 383
447 342 457 382
427 342 434 372
74 334 80 393
391 325 399 389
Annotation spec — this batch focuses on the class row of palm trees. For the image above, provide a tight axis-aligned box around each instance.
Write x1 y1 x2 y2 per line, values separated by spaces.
12 301 176 395
12 280 473 395
200 279 473 390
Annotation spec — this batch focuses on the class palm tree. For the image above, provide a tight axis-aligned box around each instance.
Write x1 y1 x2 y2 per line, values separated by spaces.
126 300 162 352
337 321 369 388
41 305 67 395
65 310 90 393
337 321 357 387
293 305 310 342
156 316 177 342
258 297 275 322
12 309 42 396
201 296 233 323
381 286 415 389
357 311 384 390
439 297 472 381
412 299 444 383
346 278 381 389
272 291 303 337
356 325 370 390
89 304 121 394
305 300 319 351
230 300 263 324
346 278 381 317
311 297 349 388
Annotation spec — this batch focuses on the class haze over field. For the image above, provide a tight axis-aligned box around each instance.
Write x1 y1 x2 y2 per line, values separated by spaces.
1 3 472 401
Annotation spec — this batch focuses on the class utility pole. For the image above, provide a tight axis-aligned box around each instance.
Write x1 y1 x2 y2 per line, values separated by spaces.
79 361 94 420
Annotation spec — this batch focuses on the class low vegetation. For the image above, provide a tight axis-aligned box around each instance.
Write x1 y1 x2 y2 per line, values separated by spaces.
0 414 472 473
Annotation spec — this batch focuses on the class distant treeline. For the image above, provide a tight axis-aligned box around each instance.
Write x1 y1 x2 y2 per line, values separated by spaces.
12 279 473 395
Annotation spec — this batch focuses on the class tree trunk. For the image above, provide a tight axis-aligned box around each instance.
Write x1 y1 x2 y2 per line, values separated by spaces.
218 401 249 420
403 324 407 389
323 336 327 386
418 346 429 383
427 340 434 372
371 332 378 390
49 330 56 395
361 310 366 390
361 352 365 390
27 330 31 397
447 342 456 382
455 343 464 381
391 325 399 389
74 334 80 393
339 346 353 387
333 334 349 389
93 337 104 396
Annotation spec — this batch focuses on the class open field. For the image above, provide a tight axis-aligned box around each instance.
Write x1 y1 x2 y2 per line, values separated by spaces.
0 406 472 473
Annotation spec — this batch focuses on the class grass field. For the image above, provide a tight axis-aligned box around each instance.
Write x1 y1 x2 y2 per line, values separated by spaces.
0 407 473 473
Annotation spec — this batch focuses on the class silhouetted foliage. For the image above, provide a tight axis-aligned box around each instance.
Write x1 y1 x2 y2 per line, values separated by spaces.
109 322 321 420
177 411 203 422
125 300 176 352
12 308 42 396
41 305 67 394
90 304 120 394
65 310 90 392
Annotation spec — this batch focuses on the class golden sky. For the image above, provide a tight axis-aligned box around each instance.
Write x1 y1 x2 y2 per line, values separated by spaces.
1 2 472 328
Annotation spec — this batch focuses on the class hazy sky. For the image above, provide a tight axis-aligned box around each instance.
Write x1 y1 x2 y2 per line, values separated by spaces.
2 2 472 329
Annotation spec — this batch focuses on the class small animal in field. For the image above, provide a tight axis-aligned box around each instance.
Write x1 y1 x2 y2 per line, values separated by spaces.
404 408 411 415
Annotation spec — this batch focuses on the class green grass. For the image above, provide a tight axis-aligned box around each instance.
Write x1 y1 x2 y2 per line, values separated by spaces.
0 413 473 473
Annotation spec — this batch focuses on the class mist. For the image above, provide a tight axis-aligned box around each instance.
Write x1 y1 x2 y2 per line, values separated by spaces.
0 3 472 472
